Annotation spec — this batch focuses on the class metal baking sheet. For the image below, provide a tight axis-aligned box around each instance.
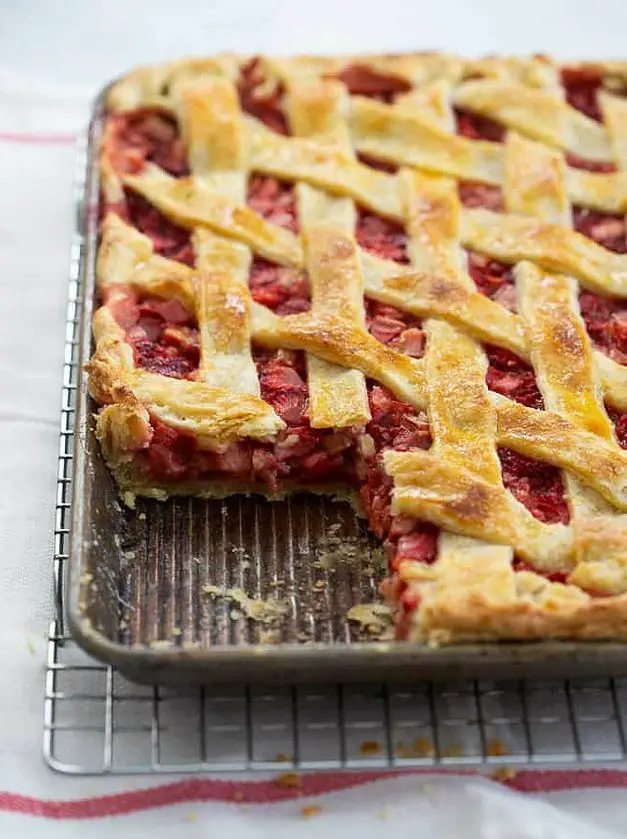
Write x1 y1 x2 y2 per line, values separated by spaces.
67 78 627 685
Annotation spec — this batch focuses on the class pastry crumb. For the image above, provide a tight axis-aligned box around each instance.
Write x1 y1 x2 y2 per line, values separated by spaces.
138 512 146 521
183 811 198 822
442 744 464 758
274 752 292 762
301 805 322 818
275 771 301 788
377 806 390 820
233 790 246 802
359 740 382 756
492 766 518 782
346 603 393 639
202 585 289 624
25 636 36 656
396 737 435 759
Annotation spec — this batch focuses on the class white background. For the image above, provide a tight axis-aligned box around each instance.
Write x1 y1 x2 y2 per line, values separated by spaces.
1 0 627 91
2 1 627 835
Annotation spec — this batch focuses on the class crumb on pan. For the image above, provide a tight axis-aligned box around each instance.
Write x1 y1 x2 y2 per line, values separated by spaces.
346 603 393 639
202 585 289 624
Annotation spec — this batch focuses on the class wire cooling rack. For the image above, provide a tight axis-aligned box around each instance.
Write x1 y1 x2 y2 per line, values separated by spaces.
44 140 627 776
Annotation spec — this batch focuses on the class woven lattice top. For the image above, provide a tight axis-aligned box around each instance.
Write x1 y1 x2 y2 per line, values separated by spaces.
88 53 627 643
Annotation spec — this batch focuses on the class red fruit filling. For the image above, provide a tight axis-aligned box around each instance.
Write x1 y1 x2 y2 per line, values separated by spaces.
484 345 544 410
365 298 425 358
356 209 409 263
356 152 399 173
561 67 604 122
103 107 189 177
107 288 199 378
117 189 194 265
247 175 299 233
498 447 570 525
249 259 311 315
454 107 506 143
566 153 616 173
607 407 627 449
237 57 288 134
458 181 504 212
573 209 627 253
137 348 360 489
467 251 517 311
579 291 627 364
333 64 412 103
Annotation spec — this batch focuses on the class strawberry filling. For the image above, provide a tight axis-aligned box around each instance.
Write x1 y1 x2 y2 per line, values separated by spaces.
333 64 412 103
237 57 288 134
467 251 517 311
103 107 189 178
107 288 199 378
561 67 605 123
365 298 425 358
249 259 311 314
579 291 627 364
484 345 544 409
247 175 299 233
573 209 627 253
454 107 506 143
135 348 360 489
356 210 409 263
109 189 194 265
458 181 504 211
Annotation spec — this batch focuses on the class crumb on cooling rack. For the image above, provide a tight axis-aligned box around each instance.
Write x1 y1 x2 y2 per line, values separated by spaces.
275 771 301 788
274 752 292 762
493 766 517 783
359 740 382 756
487 738 508 757
301 805 323 818
396 737 435 759
346 603 393 639
122 491 136 509
202 585 289 624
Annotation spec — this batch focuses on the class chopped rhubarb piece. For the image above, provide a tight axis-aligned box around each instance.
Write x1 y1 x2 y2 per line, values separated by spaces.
247 176 299 233
573 208 627 253
356 209 409 263
580 291 627 364
485 345 544 409
454 108 506 142
499 447 570 524
458 182 504 212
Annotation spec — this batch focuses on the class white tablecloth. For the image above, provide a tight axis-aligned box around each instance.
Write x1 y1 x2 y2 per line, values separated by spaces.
3 1 627 835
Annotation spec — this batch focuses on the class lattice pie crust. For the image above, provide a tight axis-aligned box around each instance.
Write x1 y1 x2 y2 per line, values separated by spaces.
88 53 627 644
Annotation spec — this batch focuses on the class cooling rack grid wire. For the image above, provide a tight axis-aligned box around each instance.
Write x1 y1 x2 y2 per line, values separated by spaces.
43 137 627 776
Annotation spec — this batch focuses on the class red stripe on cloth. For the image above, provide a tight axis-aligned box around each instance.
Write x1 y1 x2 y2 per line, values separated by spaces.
2 769 627 819
0 131 78 145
